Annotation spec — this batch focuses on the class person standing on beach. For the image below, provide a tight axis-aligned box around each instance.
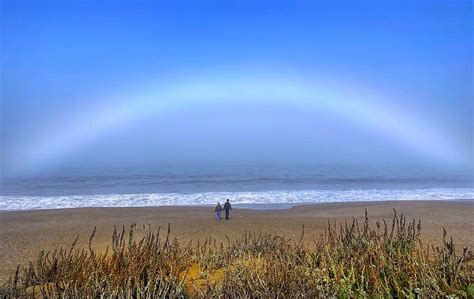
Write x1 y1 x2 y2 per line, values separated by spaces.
224 199 232 221
215 202 222 221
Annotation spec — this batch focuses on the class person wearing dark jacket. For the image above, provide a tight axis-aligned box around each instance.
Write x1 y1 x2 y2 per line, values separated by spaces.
223 199 232 221
214 202 222 221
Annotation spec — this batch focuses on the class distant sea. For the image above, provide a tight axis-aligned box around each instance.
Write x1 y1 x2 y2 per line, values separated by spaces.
1 165 473 210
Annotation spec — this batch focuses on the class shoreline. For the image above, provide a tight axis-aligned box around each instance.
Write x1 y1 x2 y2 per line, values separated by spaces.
1 187 472 211
0 200 473 282
1 198 473 213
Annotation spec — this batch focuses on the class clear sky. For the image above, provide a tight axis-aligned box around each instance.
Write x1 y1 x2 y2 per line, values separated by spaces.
0 0 472 175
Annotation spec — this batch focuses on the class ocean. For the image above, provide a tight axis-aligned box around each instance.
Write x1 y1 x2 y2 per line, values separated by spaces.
1 165 472 210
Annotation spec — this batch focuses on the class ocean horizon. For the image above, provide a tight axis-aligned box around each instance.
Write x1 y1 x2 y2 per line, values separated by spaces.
1 165 472 210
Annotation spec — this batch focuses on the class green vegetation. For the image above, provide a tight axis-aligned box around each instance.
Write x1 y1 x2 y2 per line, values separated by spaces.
1 210 472 298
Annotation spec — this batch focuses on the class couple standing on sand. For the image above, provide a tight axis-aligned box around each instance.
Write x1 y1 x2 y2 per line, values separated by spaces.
214 199 232 222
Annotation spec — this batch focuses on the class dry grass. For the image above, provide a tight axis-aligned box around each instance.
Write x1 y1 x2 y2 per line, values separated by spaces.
1 210 473 298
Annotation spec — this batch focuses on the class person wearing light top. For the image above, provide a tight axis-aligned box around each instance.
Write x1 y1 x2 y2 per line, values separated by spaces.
214 202 222 221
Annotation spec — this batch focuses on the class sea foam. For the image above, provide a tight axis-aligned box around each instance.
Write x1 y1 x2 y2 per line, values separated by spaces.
0 188 473 211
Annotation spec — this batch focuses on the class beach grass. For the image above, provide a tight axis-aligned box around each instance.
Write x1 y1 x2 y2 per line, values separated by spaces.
1 210 472 298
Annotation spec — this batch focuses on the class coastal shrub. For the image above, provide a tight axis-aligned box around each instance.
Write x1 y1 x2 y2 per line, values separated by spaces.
1 210 472 298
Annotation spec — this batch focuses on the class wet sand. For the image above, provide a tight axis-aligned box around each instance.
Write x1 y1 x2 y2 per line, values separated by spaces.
0 200 472 282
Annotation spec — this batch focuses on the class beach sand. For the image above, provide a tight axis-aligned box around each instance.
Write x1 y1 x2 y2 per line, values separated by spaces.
0 200 472 282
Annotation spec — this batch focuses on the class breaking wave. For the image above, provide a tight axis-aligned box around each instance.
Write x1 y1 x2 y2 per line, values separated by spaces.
1 188 472 211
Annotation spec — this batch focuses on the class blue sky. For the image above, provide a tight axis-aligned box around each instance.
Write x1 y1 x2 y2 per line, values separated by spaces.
1 0 472 175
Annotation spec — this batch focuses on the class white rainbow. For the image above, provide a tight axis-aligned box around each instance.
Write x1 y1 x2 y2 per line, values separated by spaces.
19 68 468 172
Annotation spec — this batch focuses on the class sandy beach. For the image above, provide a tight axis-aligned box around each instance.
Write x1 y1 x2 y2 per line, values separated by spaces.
0 200 473 282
